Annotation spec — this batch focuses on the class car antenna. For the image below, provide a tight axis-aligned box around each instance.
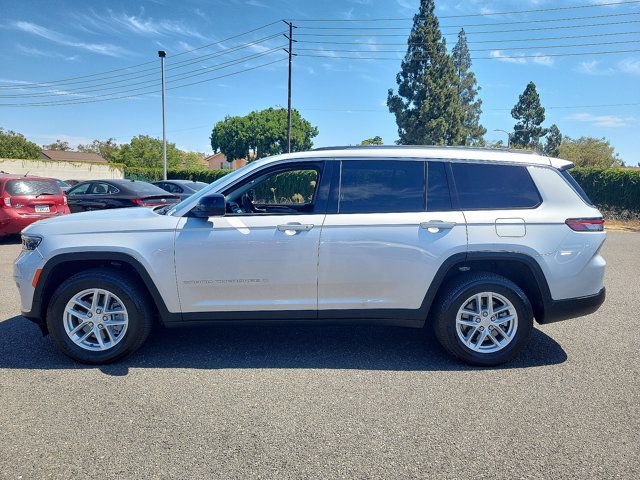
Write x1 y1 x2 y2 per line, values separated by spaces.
24 171 30 177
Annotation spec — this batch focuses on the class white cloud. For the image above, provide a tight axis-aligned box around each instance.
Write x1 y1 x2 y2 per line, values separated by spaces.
568 112 634 128
12 21 129 57
577 60 615 76
489 50 553 66
107 12 207 40
618 58 640 75
16 44 78 61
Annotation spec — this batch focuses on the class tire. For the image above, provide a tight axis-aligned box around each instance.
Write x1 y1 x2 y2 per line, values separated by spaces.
432 272 534 367
46 268 153 364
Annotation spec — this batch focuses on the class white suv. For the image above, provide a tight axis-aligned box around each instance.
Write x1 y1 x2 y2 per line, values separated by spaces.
14 147 606 366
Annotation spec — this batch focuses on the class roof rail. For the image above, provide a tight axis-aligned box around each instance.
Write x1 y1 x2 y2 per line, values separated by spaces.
312 145 539 155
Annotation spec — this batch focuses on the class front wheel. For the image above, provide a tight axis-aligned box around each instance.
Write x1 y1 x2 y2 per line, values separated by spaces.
432 273 534 366
46 269 153 364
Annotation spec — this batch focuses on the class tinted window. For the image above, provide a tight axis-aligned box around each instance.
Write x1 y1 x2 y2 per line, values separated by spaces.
89 182 118 195
121 181 168 195
5 179 60 196
339 160 425 214
561 170 593 205
68 183 91 196
452 163 540 209
427 161 452 211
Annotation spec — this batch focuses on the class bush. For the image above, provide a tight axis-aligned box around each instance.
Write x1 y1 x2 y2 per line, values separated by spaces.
572 167 640 213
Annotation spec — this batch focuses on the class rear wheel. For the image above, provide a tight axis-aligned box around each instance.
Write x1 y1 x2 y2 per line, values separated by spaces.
46 269 153 364
432 273 533 366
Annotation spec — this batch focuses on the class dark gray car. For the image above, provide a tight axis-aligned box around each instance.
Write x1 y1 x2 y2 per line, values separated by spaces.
153 180 209 201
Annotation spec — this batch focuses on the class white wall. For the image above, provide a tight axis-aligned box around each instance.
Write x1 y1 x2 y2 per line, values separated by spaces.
0 158 124 180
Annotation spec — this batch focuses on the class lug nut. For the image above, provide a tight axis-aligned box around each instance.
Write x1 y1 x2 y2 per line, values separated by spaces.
98 324 104 329
479 326 485 331
96 309 102 314
88 322 93 328
87 312 93 318
482 311 488 317
475 317 481 323
102 315 108 321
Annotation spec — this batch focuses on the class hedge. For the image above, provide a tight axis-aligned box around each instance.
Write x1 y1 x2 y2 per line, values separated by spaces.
572 167 640 212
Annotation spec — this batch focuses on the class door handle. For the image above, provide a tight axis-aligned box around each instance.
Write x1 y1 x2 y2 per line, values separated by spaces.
420 220 456 231
277 223 314 233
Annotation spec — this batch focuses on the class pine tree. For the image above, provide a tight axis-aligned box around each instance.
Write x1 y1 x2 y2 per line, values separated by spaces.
452 28 486 145
511 81 548 150
387 0 464 145
543 124 562 157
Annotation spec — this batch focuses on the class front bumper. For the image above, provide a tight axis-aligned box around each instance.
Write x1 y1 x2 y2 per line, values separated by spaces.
540 287 606 324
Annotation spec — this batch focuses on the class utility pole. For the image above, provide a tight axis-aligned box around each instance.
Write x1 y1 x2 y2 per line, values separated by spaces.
283 21 296 153
158 50 167 180
494 129 512 148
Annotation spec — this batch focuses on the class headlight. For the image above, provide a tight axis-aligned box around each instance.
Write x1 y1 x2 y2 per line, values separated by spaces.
21 234 42 251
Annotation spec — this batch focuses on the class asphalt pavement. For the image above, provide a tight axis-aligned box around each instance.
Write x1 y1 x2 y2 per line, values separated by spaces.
0 232 638 479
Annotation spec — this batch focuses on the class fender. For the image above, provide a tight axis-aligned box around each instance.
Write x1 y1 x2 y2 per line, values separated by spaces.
24 251 181 326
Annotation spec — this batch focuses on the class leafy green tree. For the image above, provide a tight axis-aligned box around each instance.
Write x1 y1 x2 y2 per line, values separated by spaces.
387 0 464 145
210 107 318 161
42 139 71 151
115 135 205 169
452 28 486 145
77 138 121 163
0 128 40 159
511 81 548 150
559 137 622 168
360 136 383 146
543 124 562 157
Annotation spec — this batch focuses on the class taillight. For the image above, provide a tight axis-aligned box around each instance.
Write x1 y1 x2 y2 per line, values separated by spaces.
2 196 10 207
565 218 604 232
132 198 145 206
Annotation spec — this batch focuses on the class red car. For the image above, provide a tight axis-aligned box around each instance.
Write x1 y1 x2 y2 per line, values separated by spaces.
0 174 70 237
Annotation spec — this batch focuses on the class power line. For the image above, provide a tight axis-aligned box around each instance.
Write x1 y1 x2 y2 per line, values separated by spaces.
296 11 640 30
296 102 640 112
0 32 286 93
296 30 640 46
296 39 640 55
298 48 640 60
0 46 287 99
295 19 640 36
0 21 282 89
291 1 640 21
0 58 286 107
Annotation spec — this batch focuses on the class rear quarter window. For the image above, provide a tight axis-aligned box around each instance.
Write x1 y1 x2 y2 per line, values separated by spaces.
560 170 593 206
451 163 541 209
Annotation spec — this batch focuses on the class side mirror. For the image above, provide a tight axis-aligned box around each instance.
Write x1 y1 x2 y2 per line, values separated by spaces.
189 193 226 218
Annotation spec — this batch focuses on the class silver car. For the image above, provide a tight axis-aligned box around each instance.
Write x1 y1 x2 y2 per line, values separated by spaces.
14 146 606 365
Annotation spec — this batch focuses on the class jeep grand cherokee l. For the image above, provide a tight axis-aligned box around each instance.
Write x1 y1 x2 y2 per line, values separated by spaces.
14 147 606 366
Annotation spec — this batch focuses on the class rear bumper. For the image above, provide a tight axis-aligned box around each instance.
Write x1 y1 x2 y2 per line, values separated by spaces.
0 211 68 236
540 287 606 324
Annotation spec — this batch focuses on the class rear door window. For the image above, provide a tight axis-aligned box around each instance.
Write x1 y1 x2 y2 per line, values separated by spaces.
5 179 60 196
338 160 425 214
89 182 118 195
451 163 541 209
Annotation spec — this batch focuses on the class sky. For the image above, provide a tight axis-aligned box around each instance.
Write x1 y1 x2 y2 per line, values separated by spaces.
0 0 639 164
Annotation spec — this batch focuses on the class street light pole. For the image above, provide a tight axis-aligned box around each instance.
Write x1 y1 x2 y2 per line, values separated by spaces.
494 129 512 148
158 50 167 180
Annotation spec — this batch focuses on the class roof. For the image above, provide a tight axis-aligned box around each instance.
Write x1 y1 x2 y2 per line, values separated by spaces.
269 145 572 169
40 150 107 163
0 173 57 181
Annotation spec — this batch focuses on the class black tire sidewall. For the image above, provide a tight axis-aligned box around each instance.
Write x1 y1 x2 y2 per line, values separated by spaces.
437 278 534 366
47 273 148 364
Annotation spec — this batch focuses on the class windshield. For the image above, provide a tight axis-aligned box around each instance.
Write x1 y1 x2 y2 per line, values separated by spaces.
166 159 269 216
5 179 61 196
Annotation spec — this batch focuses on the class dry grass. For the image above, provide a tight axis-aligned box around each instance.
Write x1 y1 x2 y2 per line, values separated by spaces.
605 219 640 232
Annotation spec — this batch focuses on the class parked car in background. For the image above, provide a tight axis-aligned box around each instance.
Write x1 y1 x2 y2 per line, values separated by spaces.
54 179 72 193
64 180 81 187
0 174 69 237
65 179 180 213
153 180 209 201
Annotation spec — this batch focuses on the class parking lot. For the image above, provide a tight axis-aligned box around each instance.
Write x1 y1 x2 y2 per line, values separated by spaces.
0 232 638 479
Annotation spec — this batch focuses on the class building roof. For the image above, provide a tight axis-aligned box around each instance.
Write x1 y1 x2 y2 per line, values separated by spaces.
40 150 107 163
